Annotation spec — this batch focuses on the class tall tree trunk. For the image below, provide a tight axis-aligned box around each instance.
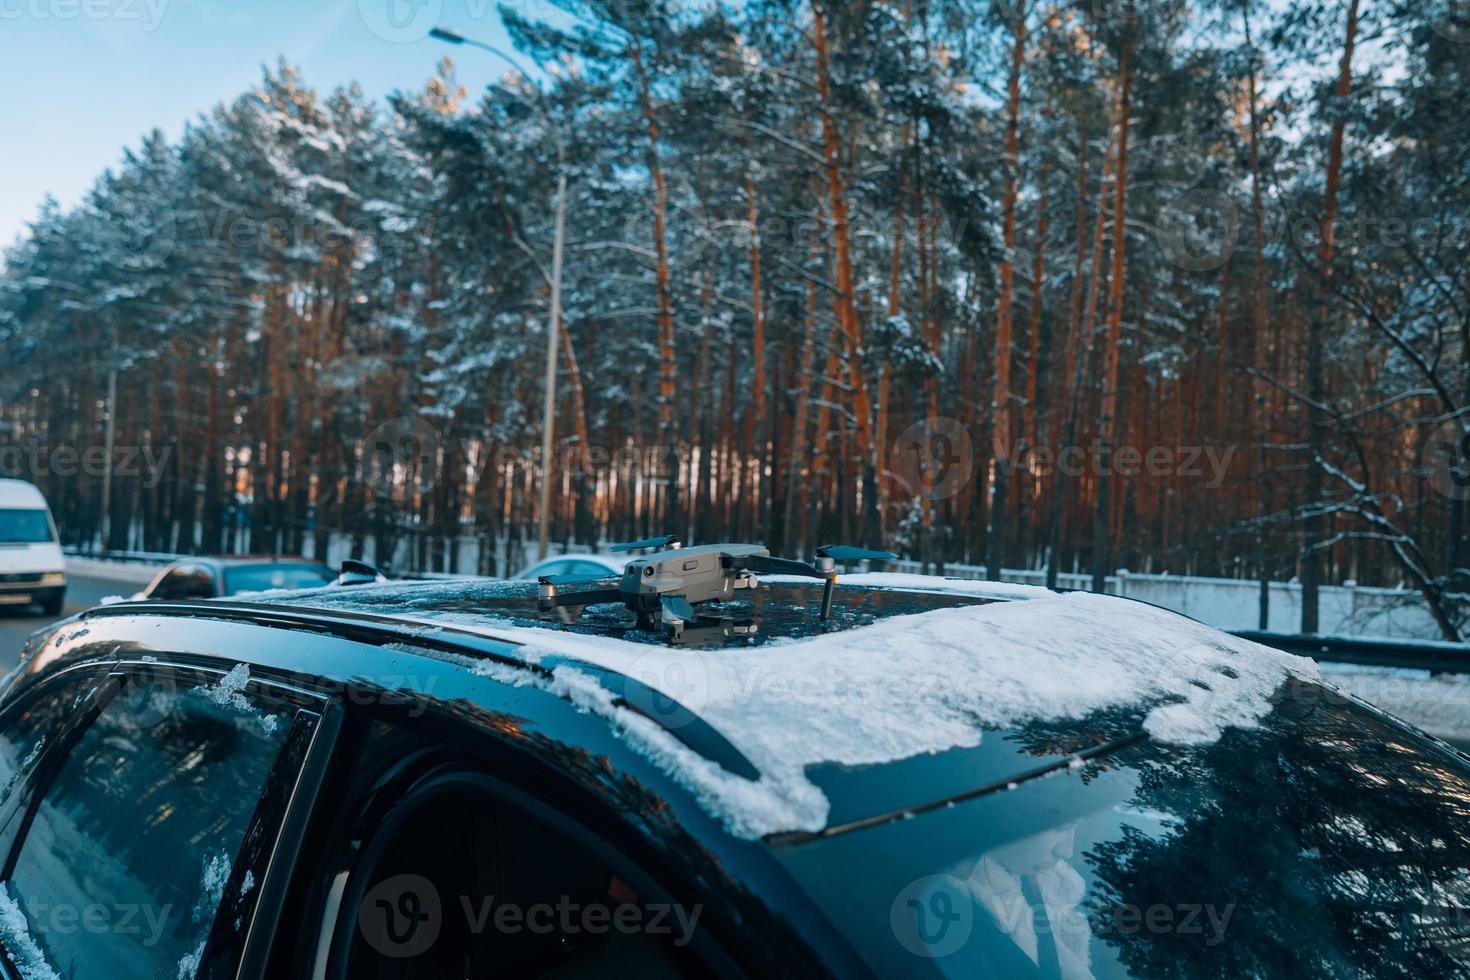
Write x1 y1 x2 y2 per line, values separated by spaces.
812 0 880 548
987 2 1027 580
1246 6 1273 628
630 42 679 533
738 171 766 540
1302 0 1360 633
1092 37 1134 593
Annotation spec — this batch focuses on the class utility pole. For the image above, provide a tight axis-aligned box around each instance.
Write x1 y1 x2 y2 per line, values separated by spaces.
99 361 117 552
430 26 567 560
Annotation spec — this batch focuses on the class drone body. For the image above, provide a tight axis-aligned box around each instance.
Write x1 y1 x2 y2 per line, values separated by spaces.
535 540 896 643
620 543 766 611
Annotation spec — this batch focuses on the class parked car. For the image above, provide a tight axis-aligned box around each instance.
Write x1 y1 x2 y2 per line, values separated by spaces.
512 552 628 583
0 571 1466 978
0 479 65 616
137 556 336 600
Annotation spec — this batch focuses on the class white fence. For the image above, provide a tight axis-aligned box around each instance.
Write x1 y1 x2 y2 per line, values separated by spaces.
887 561 1457 641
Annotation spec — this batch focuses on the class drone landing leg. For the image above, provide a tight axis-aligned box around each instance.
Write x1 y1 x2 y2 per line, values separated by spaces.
820 575 835 621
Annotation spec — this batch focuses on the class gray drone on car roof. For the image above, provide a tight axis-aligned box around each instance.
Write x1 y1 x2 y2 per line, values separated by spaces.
534 538 896 643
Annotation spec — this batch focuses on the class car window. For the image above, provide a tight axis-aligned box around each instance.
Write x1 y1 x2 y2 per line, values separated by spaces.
530 560 573 580
0 673 107 813
152 564 215 600
572 561 617 579
0 670 299 980
223 564 335 594
0 510 54 545
337 774 698 979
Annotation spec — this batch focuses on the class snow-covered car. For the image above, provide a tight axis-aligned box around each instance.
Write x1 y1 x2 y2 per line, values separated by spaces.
512 552 628 582
0 569 1467 978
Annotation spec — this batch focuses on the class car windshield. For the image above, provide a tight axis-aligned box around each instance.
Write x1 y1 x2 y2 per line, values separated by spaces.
0 509 54 544
777 689 1470 978
223 563 334 594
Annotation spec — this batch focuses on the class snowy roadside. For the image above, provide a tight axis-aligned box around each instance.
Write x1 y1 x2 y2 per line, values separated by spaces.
1320 663 1470 746
64 557 163 585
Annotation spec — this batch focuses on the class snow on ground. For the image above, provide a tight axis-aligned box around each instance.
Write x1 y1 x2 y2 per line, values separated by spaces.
1320 663 1470 745
302 584 1317 839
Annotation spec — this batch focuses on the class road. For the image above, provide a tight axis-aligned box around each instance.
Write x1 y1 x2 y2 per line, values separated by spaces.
0 572 142 666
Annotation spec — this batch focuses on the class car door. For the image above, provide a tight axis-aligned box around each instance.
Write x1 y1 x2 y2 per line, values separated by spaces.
0 661 334 980
273 711 739 980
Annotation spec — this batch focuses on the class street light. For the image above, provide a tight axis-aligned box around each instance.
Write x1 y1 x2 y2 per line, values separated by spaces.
430 25 567 562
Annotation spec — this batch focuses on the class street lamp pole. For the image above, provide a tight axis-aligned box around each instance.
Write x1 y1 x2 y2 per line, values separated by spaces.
430 26 566 561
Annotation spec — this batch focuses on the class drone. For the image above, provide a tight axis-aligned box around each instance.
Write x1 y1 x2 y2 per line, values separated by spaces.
534 536 896 643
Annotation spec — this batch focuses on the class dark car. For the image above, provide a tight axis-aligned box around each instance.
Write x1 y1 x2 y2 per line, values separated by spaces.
138 556 337 600
0 574 1467 979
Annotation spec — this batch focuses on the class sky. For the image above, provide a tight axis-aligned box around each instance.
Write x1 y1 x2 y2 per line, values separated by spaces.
0 0 555 249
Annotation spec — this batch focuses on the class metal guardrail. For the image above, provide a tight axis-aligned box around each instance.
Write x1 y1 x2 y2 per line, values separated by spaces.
1234 630 1470 674
62 547 183 565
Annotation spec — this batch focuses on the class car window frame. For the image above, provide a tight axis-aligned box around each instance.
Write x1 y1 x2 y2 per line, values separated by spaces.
150 563 216 600
0 660 339 980
319 765 740 980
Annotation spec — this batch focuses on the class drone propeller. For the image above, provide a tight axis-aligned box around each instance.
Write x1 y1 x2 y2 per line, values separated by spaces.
660 594 697 623
609 534 680 553
816 545 898 563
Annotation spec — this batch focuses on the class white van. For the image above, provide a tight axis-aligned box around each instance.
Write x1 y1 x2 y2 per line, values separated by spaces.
0 480 66 615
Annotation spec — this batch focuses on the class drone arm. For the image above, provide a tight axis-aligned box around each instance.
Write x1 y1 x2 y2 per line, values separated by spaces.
736 554 839 621
536 583 626 611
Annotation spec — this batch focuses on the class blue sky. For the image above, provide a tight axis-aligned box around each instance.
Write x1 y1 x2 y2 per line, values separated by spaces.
1 0 549 248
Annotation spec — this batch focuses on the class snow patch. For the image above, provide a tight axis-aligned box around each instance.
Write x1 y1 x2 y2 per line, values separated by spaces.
191 664 279 734
458 591 1316 838
0 885 60 980
177 852 231 980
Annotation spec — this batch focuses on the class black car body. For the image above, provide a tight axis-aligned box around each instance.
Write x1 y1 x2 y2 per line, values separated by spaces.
0 577 1466 979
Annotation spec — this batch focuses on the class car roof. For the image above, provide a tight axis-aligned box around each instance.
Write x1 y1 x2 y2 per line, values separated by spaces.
34 572 1331 845
0 479 49 508
164 555 330 569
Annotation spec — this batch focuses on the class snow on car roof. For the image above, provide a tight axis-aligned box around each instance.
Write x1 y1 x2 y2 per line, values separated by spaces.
277 577 1320 840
